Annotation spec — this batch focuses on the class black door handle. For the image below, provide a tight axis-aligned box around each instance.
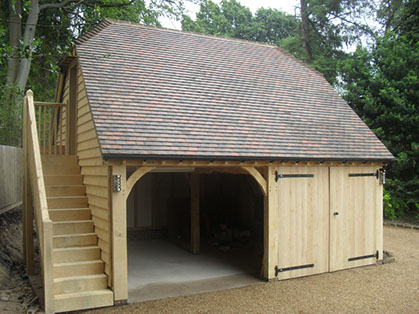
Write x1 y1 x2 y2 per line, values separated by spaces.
333 212 339 216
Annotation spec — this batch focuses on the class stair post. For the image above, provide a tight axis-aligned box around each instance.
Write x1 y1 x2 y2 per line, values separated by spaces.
23 93 34 275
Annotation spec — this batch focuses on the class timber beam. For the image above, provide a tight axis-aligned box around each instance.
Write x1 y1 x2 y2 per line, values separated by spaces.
112 160 384 168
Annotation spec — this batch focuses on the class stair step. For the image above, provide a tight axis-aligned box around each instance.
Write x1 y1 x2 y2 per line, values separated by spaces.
53 220 94 235
54 274 108 295
54 260 104 278
49 208 91 222
47 196 88 209
43 163 80 175
41 155 79 174
45 175 83 186
42 154 78 165
53 246 100 263
54 289 113 313
53 233 97 248
46 185 86 197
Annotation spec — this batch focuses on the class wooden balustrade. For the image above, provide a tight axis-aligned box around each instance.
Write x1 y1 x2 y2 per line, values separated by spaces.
33 101 68 155
23 90 55 313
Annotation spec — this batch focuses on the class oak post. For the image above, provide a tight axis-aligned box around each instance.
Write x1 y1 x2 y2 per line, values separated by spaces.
151 174 158 228
111 162 128 302
376 170 384 263
43 220 55 314
190 173 200 254
263 166 278 280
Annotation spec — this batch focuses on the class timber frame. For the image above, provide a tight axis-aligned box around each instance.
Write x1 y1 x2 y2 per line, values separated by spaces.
107 159 385 302
23 82 387 311
22 19 391 312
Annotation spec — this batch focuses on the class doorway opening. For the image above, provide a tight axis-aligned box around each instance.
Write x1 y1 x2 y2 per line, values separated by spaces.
126 169 264 302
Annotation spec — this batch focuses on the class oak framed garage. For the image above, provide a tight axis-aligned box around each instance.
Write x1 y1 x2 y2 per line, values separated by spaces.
22 18 393 313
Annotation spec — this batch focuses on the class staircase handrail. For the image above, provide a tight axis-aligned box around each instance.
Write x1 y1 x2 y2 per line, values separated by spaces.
24 90 55 313
33 99 68 155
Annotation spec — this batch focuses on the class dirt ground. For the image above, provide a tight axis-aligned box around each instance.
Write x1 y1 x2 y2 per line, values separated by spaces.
86 226 419 314
0 208 38 313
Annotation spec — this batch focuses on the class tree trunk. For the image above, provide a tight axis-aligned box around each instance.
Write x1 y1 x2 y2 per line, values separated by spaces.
300 0 313 63
15 0 40 93
6 0 22 87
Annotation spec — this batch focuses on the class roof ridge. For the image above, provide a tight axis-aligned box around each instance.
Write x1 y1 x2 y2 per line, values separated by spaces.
74 19 113 45
83 18 324 79
274 46 325 79
103 18 276 49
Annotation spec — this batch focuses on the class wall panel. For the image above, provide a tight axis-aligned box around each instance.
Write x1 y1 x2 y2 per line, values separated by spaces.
75 65 112 286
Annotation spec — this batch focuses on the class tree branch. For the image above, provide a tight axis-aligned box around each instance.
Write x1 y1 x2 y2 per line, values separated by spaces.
328 11 374 36
40 0 84 10
82 0 137 9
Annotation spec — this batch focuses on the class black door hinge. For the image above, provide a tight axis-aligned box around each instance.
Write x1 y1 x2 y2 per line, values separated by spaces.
348 250 379 262
348 172 378 178
348 169 386 184
275 170 314 182
275 264 314 276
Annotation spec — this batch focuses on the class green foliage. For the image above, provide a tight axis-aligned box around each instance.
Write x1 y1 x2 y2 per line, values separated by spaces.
0 0 187 145
182 0 376 84
252 8 298 44
182 0 298 43
0 25 21 146
182 0 254 39
383 190 397 220
0 84 22 147
339 32 419 219
377 0 418 43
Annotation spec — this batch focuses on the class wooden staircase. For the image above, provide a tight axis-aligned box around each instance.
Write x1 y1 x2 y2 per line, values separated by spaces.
42 155 113 312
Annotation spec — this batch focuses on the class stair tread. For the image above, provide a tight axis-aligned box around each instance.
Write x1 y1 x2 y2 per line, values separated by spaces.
53 245 99 251
45 174 82 177
53 289 113 312
53 232 96 238
53 220 93 224
54 259 103 267
54 289 112 299
47 195 87 199
49 207 90 211
54 273 107 283
47 184 85 186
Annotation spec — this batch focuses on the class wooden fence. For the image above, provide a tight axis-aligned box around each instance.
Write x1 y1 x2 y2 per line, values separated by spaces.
0 145 22 214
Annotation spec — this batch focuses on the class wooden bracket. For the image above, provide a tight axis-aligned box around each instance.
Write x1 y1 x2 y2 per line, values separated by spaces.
240 167 267 196
124 166 155 200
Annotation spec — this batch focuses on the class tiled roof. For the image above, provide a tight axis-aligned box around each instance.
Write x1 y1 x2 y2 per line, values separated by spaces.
75 19 393 161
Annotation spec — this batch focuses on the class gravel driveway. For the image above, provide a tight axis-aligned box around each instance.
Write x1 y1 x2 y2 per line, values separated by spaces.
86 226 419 313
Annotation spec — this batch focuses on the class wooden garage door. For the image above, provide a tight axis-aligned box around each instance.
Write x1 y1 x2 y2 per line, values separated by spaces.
329 166 381 271
275 167 329 280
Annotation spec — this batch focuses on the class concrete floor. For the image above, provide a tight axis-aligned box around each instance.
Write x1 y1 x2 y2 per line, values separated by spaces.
127 239 262 302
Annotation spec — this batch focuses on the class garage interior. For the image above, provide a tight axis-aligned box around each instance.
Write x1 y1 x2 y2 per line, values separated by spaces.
126 169 265 302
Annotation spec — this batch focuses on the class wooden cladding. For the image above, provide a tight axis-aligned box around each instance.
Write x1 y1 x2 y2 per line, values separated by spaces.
73 66 112 288
271 165 383 281
329 166 383 272
273 167 329 280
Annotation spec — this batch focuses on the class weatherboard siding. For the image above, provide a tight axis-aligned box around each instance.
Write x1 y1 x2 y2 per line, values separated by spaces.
76 66 112 286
